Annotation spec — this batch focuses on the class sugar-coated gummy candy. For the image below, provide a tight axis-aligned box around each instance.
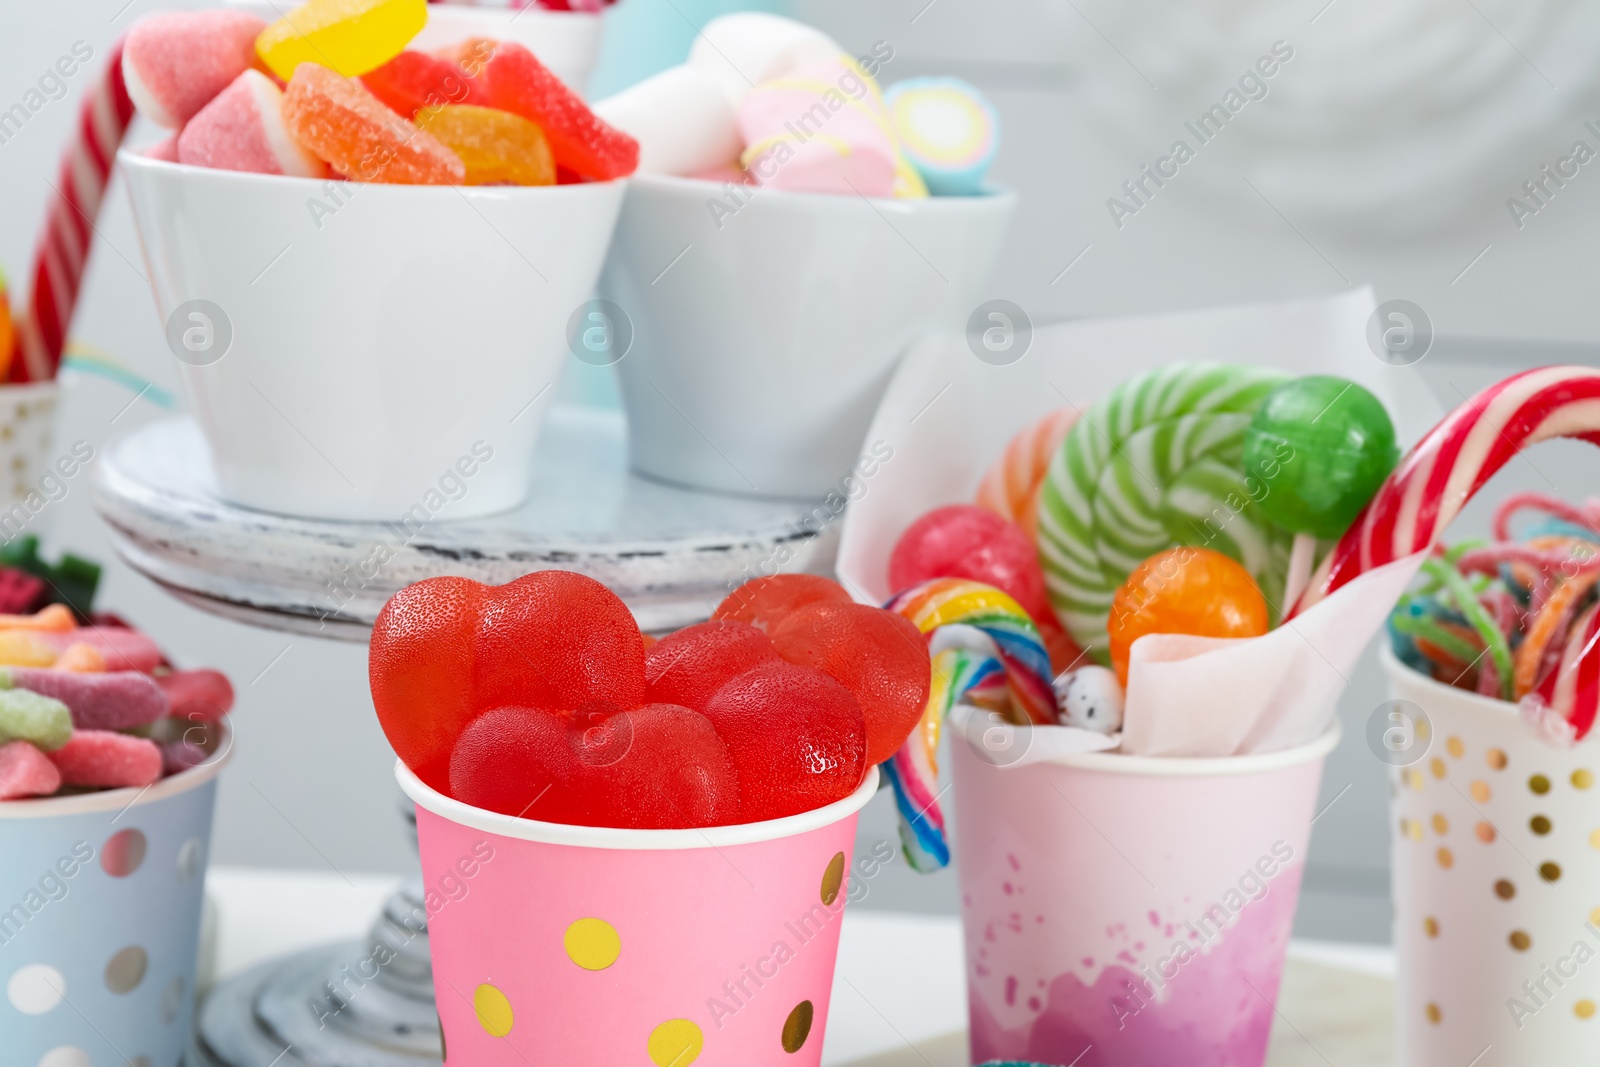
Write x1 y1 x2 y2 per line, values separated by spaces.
769 601 930 765
1108 547 1269 686
124 10 267 129
889 504 1080 671
162 739 210 776
0 689 72 751
179 70 329 177
645 620 778 712
52 643 105 673
0 740 61 800
0 567 45 616
47 730 163 789
157 669 235 722
0 632 59 667
255 0 428 82
703 660 866 821
0 604 75 631
371 571 645 792
4 669 167 731
361 50 483 119
282 63 465 185
416 105 555 186
35 627 164 673
449 704 740 829
712 574 851 633
478 41 639 180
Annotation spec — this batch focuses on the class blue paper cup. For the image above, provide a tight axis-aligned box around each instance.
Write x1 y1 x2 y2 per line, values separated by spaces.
0 736 230 1067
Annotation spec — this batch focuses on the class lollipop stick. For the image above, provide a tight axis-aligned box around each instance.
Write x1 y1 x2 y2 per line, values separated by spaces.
1283 532 1316 614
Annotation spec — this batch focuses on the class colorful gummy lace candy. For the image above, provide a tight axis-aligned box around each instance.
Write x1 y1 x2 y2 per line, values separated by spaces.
123 1 638 186
0 605 235 800
368 571 930 828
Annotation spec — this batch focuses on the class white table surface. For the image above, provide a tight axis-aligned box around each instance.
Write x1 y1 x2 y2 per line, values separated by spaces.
206 868 1397 1066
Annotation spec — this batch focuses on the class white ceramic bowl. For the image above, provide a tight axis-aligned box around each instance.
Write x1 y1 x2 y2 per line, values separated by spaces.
225 2 606 96
600 176 1017 498
121 151 626 520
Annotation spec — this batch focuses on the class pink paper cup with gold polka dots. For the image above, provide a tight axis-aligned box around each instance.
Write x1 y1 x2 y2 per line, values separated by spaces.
398 762 879 1067
1387 650 1600 1066
0 736 230 1067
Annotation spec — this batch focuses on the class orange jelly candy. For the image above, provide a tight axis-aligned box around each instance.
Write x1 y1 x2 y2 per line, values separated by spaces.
282 62 464 184
415 104 554 186
1107 546 1269 685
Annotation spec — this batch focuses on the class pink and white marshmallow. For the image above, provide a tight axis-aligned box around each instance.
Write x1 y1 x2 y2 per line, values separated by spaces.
737 60 898 197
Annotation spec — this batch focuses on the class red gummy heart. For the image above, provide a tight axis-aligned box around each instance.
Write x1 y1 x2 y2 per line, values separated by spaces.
645 620 777 712
703 660 866 821
769 602 931 765
711 574 851 633
370 571 645 791
449 703 740 829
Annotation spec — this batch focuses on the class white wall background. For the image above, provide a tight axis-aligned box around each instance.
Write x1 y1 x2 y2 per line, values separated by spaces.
2 0 1597 943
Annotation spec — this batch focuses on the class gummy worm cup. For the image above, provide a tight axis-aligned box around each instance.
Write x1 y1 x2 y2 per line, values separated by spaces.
952 720 1338 1067
121 149 626 521
398 761 878 1066
1385 650 1600 1067
0 735 230 1067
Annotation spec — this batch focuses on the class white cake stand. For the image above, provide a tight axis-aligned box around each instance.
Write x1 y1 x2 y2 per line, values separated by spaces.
93 407 839 1067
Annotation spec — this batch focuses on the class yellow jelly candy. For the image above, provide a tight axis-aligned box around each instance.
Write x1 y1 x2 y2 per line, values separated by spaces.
416 105 556 186
0 632 63 668
256 0 427 82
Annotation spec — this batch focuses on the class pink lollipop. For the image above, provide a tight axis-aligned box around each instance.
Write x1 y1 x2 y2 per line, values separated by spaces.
1294 366 1600 614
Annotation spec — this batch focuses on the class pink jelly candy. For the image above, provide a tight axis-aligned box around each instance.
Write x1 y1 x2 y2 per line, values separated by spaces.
47 730 163 789
7 668 167 731
644 620 777 712
0 740 61 799
124 10 268 128
157 669 235 722
179 70 328 177
703 660 866 822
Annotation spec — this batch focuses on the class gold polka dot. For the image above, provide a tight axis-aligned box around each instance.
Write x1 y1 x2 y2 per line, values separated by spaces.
648 1019 704 1066
474 983 514 1037
1488 749 1508 770
1542 862 1563 882
1432 814 1449 836
1510 930 1531 951
1575 769 1594 790
1578 1000 1596 1020
1437 848 1454 869
1399 817 1411 836
1531 815 1552 835
1495 879 1516 900
1590 829 1600 850
1408 769 1426 791
1592 908 1600 926
1531 774 1551 795
565 918 621 971
1432 758 1448 779
1447 736 1465 758
1476 822 1496 843
1424 917 1439 937
821 852 846 906
781 1000 814 1054
1410 821 1424 842
1426 1002 1442 1024
1471 781 1491 803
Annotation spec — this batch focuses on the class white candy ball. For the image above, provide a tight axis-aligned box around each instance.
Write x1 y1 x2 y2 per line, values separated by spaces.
1053 665 1125 733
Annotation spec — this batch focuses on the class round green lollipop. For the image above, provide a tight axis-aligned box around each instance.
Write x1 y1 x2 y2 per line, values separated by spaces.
1243 375 1399 540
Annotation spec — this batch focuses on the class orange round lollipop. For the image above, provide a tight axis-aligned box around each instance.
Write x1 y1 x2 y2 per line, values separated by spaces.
1108 547 1269 685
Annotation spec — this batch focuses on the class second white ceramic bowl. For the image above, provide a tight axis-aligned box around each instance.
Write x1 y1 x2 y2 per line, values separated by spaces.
600 176 1017 498
122 150 626 521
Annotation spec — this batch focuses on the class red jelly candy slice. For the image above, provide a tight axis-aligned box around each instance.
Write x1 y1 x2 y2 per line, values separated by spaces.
479 41 638 179
578 704 741 829
360 50 482 119
769 602 930 765
889 504 1081 671
712 574 851 633
645 620 777 712
704 660 866 821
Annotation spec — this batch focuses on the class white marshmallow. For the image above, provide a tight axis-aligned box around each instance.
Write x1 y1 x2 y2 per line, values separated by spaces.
688 13 843 107
594 65 741 177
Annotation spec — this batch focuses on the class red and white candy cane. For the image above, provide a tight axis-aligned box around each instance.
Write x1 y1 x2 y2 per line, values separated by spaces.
11 39 134 384
1293 366 1600 614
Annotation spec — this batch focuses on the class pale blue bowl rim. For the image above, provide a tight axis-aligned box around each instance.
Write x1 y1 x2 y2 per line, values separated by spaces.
0 724 232 821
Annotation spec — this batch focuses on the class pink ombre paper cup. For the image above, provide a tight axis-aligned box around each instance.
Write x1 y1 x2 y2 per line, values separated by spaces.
951 723 1339 1067
397 762 878 1067
1385 649 1600 1066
